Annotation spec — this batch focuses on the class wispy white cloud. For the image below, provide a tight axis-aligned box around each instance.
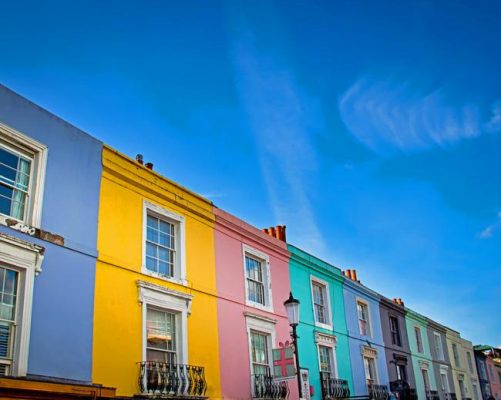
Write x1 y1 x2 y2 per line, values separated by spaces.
479 211 501 239
339 78 499 154
230 33 326 254
486 101 501 133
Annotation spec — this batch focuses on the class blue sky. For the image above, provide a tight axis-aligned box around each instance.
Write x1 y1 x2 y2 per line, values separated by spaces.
1 0 499 345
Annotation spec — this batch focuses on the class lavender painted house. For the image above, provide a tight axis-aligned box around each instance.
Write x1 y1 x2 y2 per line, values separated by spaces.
379 296 417 399
343 269 390 399
0 85 102 388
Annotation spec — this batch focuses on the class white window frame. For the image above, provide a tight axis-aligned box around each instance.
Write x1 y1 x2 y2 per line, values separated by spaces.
361 345 379 385
389 315 401 346
137 280 192 365
452 343 461 368
0 122 47 228
434 332 444 361
310 276 333 330
466 351 474 374
415 326 424 353
421 367 431 390
356 297 372 337
316 332 338 377
0 233 44 376
440 365 450 393
242 245 273 312
245 313 276 395
142 201 186 285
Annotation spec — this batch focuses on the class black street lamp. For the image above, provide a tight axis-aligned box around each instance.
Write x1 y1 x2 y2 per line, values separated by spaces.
284 292 302 399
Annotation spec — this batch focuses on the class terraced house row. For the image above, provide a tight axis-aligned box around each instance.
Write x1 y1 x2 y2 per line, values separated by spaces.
0 85 499 400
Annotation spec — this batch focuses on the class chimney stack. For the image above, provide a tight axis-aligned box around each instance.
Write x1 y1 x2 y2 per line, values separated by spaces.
261 225 286 242
136 154 144 165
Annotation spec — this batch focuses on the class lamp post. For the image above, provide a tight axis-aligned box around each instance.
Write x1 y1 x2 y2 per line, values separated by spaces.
284 292 302 399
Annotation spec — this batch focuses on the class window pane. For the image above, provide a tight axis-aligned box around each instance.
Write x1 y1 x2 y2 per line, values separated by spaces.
319 346 332 372
251 331 270 375
146 308 176 364
147 215 158 229
147 227 158 243
0 148 19 184
146 256 157 271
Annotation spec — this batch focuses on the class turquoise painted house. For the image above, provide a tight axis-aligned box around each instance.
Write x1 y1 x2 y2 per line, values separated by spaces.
405 309 439 400
288 245 353 400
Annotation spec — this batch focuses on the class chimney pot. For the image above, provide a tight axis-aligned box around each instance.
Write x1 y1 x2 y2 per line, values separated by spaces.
136 154 144 165
346 269 352 279
352 269 358 281
145 162 153 170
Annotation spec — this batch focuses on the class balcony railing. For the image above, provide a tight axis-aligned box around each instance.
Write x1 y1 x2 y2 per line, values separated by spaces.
445 392 457 400
138 361 207 398
252 374 289 399
389 380 418 400
320 372 350 399
368 383 390 400
426 390 440 400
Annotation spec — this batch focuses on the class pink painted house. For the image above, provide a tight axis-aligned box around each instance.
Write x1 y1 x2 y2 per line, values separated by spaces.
214 207 298 399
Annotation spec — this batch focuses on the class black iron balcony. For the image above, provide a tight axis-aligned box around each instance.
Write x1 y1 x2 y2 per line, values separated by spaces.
252 374 289 399
389 380 418 400
445 392 457 400
138 361 207 398
426 389 440 400
368 383 390 400
320 372 350 399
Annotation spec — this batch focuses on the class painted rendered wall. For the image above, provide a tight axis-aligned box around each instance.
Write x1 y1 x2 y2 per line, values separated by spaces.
425 322 454 399
93 147 221 397
343 279 389 396
288 245 353 399
446 329 471 400
379 299 416 390
214 209 296 400
0 85 102 382
405 311 438 400
461 338 482 400
485 356 501 399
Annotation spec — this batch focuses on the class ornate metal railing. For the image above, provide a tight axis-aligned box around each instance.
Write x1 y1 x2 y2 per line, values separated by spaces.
389 380 418 400
252 374 289 399
138 361 207 398
368 383 390 400
426 390 440 400
320 372 350 399
445 392 457 400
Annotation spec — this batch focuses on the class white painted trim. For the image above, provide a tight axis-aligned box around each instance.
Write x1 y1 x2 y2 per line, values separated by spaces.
310 275 333 330
242 244 274 312
361 345 380 384
316 332 338 378
245 313 277 393
142 200 187 285
137 280 192 365
433 331 445 361
0 233 44 376
356 296 373 338
0 122 47 228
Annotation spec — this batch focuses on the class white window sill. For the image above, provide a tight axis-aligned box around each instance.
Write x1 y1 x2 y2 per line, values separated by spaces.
315 321 333 331
141 268 188 286
245 300 274 313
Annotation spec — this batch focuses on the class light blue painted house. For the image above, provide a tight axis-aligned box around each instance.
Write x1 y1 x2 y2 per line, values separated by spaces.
343 269 390 398
0 84 102 383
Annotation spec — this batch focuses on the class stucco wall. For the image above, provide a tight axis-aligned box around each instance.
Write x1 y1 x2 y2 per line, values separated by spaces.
0 85 102 382
343 280 388 396
288 245 353 398
379 299 416 389
214 208 294 400
93 147 221 397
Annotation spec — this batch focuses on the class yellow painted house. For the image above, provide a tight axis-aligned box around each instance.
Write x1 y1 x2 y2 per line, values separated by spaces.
93 146 221 398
